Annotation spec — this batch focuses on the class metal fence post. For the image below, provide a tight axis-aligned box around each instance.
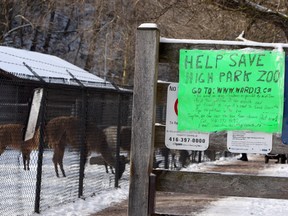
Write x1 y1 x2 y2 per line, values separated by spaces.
115 93 123 188
78 89 88 198
34 89 46 214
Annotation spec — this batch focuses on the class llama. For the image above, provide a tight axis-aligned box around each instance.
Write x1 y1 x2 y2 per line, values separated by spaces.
45 116 127 179
102 126 131 156
0 123 40 170
101 126 131 173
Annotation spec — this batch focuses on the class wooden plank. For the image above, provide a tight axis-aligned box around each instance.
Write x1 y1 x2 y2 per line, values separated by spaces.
159 41 288 64
152 214 178 216
153 170 288 199
159 42 208 64
159 42 245 64
154 125 288 154
128 24 160 216
89 156 106 165
156 82 169 105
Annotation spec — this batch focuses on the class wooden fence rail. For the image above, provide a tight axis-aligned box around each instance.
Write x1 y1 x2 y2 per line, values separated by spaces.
153 170 288 199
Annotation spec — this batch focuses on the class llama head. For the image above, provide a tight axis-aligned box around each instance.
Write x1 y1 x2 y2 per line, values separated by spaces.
117 155 129 179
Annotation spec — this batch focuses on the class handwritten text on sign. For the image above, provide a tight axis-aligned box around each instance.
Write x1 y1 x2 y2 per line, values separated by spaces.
178 49 285 133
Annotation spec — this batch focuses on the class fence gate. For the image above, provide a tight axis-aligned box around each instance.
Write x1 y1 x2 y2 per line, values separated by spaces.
128 23 288 216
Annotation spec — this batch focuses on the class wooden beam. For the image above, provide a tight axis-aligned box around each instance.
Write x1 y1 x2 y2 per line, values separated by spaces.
152 214 178 216
159 42 222 64
159 41 285 64
128 24 160 216
153 170 288 200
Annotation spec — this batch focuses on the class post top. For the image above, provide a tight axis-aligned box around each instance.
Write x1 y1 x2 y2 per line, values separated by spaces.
138 23 158 29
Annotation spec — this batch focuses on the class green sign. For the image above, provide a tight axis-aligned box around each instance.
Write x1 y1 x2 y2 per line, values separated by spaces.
178 49 285 133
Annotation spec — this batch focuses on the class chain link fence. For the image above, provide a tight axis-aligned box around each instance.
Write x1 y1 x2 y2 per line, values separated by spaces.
0 79 132 215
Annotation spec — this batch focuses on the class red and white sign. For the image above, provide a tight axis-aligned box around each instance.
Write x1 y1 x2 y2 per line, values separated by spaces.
165 83 209 150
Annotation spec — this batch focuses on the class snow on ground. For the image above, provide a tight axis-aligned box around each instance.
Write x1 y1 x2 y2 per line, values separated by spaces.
37 154 288 216
194 154 288 216
35 186 129 216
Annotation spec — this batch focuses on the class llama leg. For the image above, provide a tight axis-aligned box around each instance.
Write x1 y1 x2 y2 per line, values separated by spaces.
52 153 59 177
27 154 30 171
104 161 114 174
110 166 114 174
23 154 27 170
22 151 31 171
104 162 109 173
59 159 66 177
52 145 66 177
59 147 66 177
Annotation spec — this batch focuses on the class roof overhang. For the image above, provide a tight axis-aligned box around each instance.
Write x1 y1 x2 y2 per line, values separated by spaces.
0 46 115 89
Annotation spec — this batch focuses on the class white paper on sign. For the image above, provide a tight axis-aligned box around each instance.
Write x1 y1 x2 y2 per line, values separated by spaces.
227 131 272 154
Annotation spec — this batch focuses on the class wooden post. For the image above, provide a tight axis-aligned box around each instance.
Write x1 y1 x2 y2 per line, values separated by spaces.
128 23 159 216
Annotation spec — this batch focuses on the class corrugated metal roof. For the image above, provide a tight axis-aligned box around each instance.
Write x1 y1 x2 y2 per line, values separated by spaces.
0 46 115 89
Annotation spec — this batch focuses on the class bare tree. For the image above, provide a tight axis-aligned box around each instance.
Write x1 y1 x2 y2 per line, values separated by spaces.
0 0 14 43
2 0 287 85
208 0 288 41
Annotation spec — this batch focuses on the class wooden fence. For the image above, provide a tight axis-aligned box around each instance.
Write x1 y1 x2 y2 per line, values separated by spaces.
128 23 288 216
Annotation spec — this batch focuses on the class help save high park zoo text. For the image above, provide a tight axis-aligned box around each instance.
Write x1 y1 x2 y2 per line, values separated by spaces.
183 53 280 86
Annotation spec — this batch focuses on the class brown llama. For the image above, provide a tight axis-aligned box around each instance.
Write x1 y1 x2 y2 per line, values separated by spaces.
0 123 40 170
103 126 131 154
45 116 127 179
102 126 131 173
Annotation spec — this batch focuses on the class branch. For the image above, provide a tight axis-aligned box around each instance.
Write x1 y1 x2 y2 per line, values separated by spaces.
211 0 288 38
235 31 253 42
244 0 288 19
3 15 34 39
212 0 288 21
14 15 34 28
3 24 33 38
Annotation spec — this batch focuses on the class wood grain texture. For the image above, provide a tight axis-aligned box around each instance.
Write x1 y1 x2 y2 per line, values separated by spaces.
128 25 160 216
153 170 288 199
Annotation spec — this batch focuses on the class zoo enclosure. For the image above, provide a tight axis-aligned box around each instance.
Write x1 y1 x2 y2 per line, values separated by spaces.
0 48 132 215
128 23 288 216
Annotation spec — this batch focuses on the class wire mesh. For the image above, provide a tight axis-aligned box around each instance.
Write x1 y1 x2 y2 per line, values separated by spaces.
0 80 38 216
0 78 132 215
83 92 131 197
39 88 84 211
